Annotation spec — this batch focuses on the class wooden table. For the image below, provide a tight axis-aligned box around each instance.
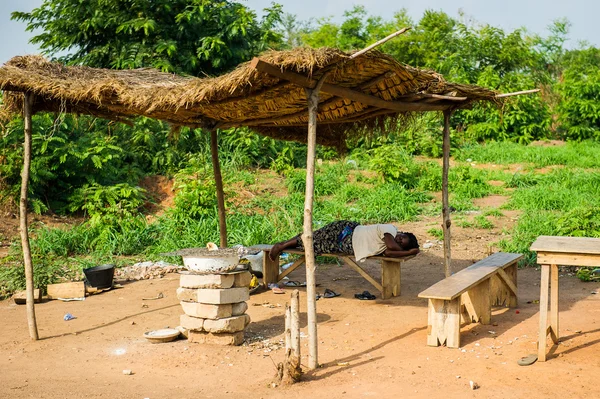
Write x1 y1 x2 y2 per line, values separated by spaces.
530 235 600 362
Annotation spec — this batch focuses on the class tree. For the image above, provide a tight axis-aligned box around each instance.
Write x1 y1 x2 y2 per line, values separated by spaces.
12 0 284 75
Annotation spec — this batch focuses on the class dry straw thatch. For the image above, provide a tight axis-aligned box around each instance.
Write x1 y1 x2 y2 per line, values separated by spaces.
0 47 498 147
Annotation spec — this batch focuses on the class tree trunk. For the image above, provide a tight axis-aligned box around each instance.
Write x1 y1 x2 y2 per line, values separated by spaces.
303 87 320 370
442 110 453 277
210 129 227 247
21 93 39 340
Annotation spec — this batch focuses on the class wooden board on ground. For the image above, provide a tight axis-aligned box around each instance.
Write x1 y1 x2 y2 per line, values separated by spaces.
12 289 42 304
47 282 85 300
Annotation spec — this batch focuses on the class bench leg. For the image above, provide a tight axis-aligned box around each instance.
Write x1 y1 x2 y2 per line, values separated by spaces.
461 279 491 324
427 298 461 348
538 264 550 362
490 263 518 307
504 262 518 308
262 249 280 287
381 260 401 299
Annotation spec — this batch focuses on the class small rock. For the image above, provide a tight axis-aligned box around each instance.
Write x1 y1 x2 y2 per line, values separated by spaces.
469 381 479 390
123 369 133 375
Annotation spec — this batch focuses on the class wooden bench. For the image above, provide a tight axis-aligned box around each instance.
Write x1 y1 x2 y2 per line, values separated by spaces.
418 252 522 348
256 245 416 299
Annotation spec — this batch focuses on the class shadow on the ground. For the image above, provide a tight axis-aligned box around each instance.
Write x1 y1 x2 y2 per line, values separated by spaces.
304 326 427 380
40 303 180 340
245 311 331 341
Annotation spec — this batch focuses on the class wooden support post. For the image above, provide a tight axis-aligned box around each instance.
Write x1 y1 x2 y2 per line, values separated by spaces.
441 110 453 277
538 264 550 362
381 259 401 299
285 304 291 351
262 249 280 287
291 289 300 358
304 85 320 370
427 298 461 348
550 264 559 344
461 280 491 324
210 129 227 248
21 92 39 341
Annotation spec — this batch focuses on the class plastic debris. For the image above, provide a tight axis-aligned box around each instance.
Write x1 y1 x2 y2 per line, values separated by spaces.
63 313 76 321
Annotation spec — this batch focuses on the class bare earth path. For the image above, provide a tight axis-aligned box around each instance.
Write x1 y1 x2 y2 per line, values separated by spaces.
1 221 599 399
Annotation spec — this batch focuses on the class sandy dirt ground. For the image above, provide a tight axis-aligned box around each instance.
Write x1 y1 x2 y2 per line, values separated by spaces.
1 210 600 399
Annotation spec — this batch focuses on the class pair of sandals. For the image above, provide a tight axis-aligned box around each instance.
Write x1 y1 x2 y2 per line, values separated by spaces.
316 288 341 300
354 290 376 300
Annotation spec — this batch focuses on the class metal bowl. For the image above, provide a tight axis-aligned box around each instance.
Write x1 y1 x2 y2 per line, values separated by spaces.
143 328 181 343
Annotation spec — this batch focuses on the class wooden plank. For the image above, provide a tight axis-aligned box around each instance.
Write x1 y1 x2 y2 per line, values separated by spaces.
47 282 85 300
538 265 550 362
381 259 401 299
250 58 451 112
342 256 383 293
418 253 522 300
550 264 559 344
13 289 41 304
530 235 600 255
536 252 600 267
267 248 414 263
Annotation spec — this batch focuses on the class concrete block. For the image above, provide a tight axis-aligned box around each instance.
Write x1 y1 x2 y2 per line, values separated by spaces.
232 271 252 288
232 301 248 316
176 325 189 338
177 287 249 304
179 272 234 289
188 330 244 346
180 301 232 319
180 314 205 331
203 314 250 333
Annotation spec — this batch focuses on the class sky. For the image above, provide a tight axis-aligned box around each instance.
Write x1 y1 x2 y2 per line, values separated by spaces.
1 0 596 65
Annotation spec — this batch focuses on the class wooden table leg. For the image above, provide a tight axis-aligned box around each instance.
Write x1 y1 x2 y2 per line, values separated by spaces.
381 260 401 299
538 264 550 362
262 250 280 287
550 264 559 344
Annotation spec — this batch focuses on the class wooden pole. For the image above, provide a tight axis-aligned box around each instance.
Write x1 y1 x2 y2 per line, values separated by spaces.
349 27 411 59
442 110 453 277
284 304 291 351
209 129 227 247
304 85 321 370
290 289 300 358
495 89 540 98
21 92 39 340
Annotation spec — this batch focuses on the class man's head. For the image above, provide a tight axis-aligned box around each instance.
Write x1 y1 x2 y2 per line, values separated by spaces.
395 232 419 250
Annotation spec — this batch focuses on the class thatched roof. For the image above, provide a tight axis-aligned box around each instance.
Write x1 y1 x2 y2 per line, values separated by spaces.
0 47 498 147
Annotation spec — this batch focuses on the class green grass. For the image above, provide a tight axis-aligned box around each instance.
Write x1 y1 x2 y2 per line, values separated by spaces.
457 140 600 168
4 140 600 296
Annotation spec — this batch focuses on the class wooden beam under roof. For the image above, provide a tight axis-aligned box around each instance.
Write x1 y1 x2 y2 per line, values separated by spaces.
249 58 456 113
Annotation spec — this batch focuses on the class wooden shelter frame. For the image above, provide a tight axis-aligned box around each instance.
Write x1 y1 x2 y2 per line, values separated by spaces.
0 28 538 370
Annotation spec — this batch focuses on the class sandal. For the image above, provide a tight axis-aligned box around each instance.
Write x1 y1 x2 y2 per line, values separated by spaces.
323 288 341 298
517 354 538 366
272 287 285 294
354 291 376 300
284 281 306 287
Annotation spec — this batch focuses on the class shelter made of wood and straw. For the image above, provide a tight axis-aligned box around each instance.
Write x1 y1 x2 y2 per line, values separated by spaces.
0 30 537 369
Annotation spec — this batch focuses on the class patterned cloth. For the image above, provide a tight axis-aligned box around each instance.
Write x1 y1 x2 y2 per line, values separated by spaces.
296 220 360 255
